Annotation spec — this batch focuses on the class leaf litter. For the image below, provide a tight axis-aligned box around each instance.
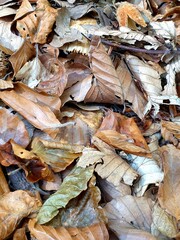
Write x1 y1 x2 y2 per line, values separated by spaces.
0 0 179 239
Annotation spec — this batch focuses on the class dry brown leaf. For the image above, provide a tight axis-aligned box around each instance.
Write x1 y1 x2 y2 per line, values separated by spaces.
152 203 178 238
105 195 154 240
28 218 109 240
36 55 67 96
9 40 36 76
14 82 61 114
0 79 13 89
31 137 82 172
0 89 64 136
13 227 27 240
11 140 55 182
95 130 151 157
158 145 180 220
0 190 41 239
116 58 148 119
97 110 149 150
0 107 30 147
15 0 58 44
161 120 180 148
116 2 147 29
0 165 10 195
83 136 139 186
86 36 123 104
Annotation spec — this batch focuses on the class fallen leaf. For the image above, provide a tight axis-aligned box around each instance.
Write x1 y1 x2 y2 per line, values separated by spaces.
9 40 36 76
86 36 123 104
158 144 180 220
55 176 107 227
116 2 147 29
13 227 27 240
152 203 178 238
78 137 138 186
120 153 164 196
161 120 180 147
105 195 154 240
0 107 30 147
0 190 41 239
29 218 109 240
0 89 64 135
15 0 58 44
31 138 82 172
0 165 10 195
37 165 94 224
95 130 151 157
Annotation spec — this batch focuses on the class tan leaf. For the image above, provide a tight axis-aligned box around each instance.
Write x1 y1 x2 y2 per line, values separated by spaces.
31 138 82 172
13 0 33 21
36 56 68 96
116 2 147 29
152 203 178 238
0 20 23 53
0 79 13 89
0 107 30 147
86 36 123 104
105 195 154 240
116 59 148 119
0 190 41 239
120 153 164 196
0 89 63 135
161 120 180 148
158 145 180 220
125 54 162 115
9 40 36 76
95 130 151 157
14 82 61 114
28 219 109 240
15 0 58 44
13 227 27 240
78 137 138 186
0 165 10 195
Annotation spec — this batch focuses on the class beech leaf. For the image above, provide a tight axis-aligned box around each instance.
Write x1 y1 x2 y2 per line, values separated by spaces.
29 219 109 240
158 145 180 220
37 165 94 224
0 190 41 239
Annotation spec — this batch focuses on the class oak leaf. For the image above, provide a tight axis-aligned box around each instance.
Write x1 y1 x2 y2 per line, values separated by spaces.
0 190 41 239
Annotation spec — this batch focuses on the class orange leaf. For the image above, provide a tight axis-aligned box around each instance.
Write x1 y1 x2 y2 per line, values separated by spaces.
28 219 109 240
0 190 41 239
116 2 147 29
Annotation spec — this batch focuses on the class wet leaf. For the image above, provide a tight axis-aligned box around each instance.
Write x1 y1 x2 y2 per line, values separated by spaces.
37 165 94 224
0 190 41 239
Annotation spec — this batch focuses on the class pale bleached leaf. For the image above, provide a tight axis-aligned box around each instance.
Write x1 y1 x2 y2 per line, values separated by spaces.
152 204 178 238
16 57 50 88
150 21 176 40
163 55 180 96
92 26 161 48
105 195 155 240
125 54 162 115
120 153 164 196
0 20 23 52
